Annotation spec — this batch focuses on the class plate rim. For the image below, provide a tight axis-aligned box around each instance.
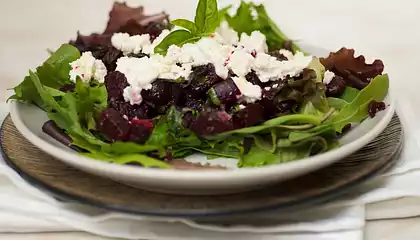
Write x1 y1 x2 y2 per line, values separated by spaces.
0 114 403 217
8 98 395 181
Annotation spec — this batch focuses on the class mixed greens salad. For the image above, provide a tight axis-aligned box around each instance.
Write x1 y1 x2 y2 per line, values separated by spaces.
9 0 389 169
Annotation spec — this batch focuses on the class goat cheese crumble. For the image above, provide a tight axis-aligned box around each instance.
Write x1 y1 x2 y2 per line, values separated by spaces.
111 26 312 105
323 70 335 85
111 33 151 55
69 51 107 83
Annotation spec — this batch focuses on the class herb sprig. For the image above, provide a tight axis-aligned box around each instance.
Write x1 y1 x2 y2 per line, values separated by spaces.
154 0 220 55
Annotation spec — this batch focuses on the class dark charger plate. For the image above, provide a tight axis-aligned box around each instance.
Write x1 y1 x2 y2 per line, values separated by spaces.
0 114 403 218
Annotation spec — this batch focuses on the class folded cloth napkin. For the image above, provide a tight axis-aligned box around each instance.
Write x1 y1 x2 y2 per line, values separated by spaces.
0 94 419 240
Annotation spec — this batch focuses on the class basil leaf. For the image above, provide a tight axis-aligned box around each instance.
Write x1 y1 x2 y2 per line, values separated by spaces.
171 19 198 33
154 30 195 55
195 0 219 33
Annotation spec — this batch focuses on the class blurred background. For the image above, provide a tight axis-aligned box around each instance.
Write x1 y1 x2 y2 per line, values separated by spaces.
1 0 419 102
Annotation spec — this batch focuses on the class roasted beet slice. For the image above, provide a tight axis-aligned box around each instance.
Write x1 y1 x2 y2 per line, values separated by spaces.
109 100 156 120
101 47 123 71
262 80 287 100
189 109 234 135
189 64 223 94
97 108 130 141
208 78 241 105
105 71 129 102
326 75 347 97
127 122 153 144
368 100 386 118
141 80 182 113
233 103 265 128
260 98 296 118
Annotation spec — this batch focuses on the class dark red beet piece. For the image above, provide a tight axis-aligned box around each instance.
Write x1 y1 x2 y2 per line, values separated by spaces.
233 103 265 128
105 71 129 102
368 100 386 118
210 78 241 105
109 100 157 120
141 80 182 113
326 75 347 98
101 47 123 71
97 108 130 142
189 109 234 136
127 123 152 144
189 64 223 94
131 119 154 130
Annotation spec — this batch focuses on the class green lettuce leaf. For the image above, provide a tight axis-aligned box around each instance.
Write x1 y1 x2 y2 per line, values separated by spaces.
9 44 80 109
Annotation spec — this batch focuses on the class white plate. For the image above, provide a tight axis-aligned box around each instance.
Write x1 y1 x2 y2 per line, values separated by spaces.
9 45 395 195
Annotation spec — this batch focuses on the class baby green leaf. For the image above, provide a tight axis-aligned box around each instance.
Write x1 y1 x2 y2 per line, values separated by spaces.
171 19 198 33
195 0 219 33
154 30 196 55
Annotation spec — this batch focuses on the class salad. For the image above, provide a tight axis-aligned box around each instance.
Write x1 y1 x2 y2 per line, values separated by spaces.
9 0 389 169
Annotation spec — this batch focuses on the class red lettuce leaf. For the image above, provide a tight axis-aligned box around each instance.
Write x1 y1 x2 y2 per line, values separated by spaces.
320 48 384 89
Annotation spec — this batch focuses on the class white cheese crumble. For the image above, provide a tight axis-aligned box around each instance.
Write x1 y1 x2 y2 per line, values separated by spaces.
116 56 158 89
113 26 313 105
111 33 151 55
279 49 294 60
69 51 107 83
214 23 239 45
239 31 268 53
142 29 170 55
323 70 335 85
232 76 262 103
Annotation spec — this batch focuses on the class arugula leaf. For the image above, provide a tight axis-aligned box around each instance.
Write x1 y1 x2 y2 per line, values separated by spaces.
154 30 197 55
10 44 80 108
308 58 326 83
225 2 258 35
206 114 322 140
224 2 302 52
330 74 389 131
240 141 315 167
171 19 198 33
327 97 348 111
147 107 201 148
341 87 360 102
101 142 158 154
240 146 277 167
